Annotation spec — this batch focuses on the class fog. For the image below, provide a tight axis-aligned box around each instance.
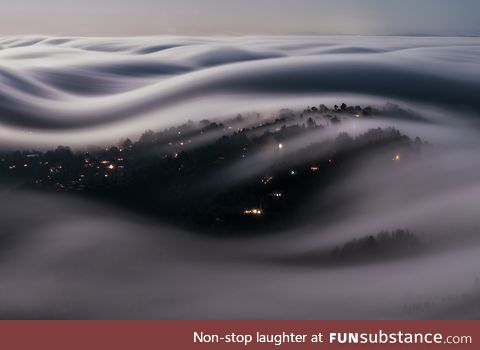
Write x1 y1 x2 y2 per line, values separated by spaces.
0 36 479 147
0 36 479 319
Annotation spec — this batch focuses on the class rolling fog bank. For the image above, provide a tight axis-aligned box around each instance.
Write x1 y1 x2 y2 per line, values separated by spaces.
0 35 479 319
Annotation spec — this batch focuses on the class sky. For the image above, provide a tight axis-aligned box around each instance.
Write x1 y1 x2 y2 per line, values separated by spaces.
1 0 479 37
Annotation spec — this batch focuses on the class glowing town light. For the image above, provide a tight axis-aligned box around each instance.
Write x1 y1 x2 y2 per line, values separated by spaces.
108 164 115 170
261 176 273 185
272 192 283 198
290 170 297 176
244 209 263 216
278 143 283 150
310 165 319 172
393 154 401 161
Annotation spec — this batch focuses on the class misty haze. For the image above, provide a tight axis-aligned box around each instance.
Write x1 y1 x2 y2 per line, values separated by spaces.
0 35 479 319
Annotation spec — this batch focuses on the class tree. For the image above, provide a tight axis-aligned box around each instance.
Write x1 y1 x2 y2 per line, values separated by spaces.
363 106 373 116
330 116 340 124
319 104 328 113
122 138 133 149
139 130 155 144
335 132 353 149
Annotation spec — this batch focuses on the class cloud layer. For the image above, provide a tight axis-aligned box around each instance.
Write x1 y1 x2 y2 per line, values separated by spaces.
0 35 479 147
0 36 479 319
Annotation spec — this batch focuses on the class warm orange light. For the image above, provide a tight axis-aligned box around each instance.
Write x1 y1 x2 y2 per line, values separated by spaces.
244 209 263 216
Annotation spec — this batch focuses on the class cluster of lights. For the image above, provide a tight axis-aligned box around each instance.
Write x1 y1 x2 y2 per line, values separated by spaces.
49 166 63 174
243 209 263 216
261 176 273 185
393 154 401 161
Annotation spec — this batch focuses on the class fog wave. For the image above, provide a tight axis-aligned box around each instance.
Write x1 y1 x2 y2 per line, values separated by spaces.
0 36 479 319
0 35 479 147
